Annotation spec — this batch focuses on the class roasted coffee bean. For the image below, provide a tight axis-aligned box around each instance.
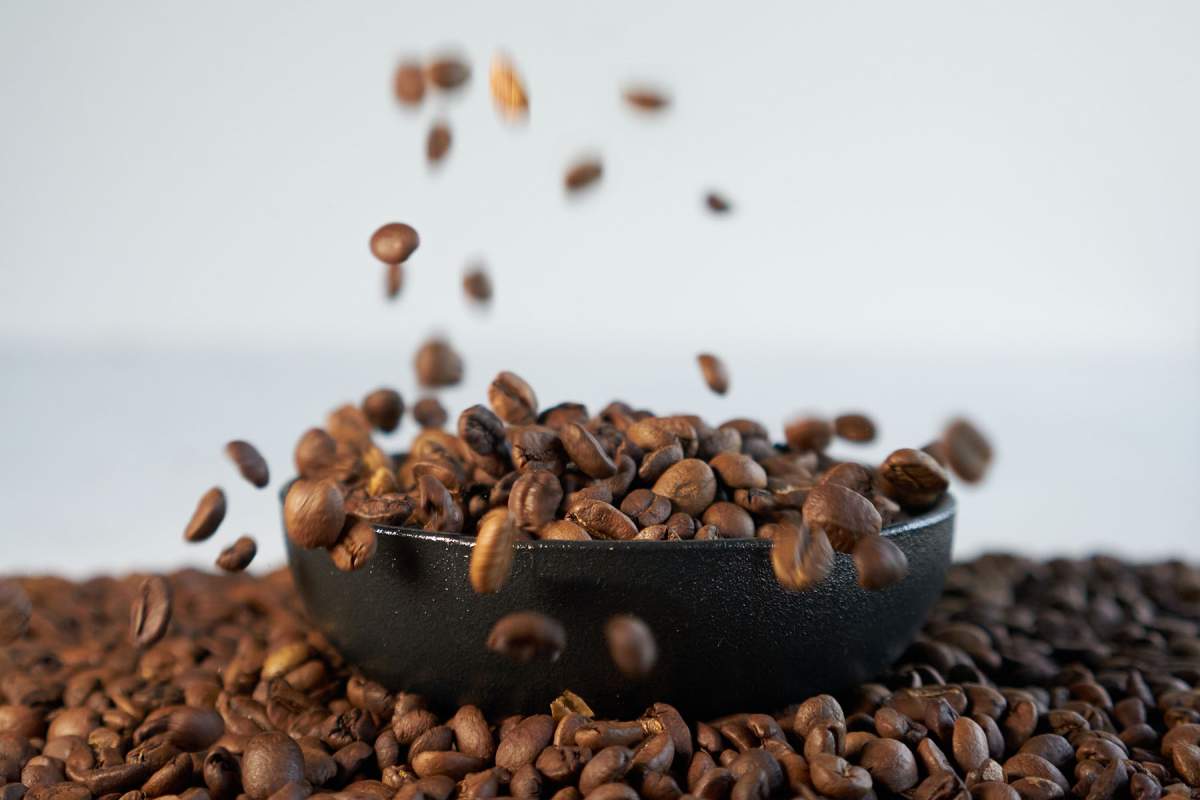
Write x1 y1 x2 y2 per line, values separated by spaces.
785 417 832 452
540 519 591 540
426 56 470 90
833 413 877 443
470 510 516 594
414 338 463 389
510 425 567 474
702 502 754 539
802 483 882 552
809 753 872 799
425 121 452 164
489 54 529 120
564 160 603 192
860 737 919 792
771 524 833 591
184 487 226 543
284 479 345 549
489 372 538 425
129 576 172 647
496 715 555 772
853 535 909 590
705 192 731 214
818 462 873 495
462 267 492 305
215 536 256 573
0 581 32 645
604 615 657 679
623 86 670 111
944 418 993 484
384 261 404 300
708 452 767 490
293 428 337 480
412 397 448 429
370 222 420 265
879 448 950 511
696 354 729 395
242 732 305 800
619 490 672 528
509 470 563 532
652 459 716 517
329 521 377 572
559 423 617 479
393 62 425 105
567 499 637 541
487 612 566 663
361 389 404 433
225 441 269 488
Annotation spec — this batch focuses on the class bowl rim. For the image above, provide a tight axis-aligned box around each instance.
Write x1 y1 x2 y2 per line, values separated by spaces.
354 494 956 552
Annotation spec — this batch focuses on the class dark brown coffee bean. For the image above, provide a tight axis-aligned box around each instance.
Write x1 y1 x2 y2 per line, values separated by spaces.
242 732 305 800
578 746 631 795
293 429 337 480
427 56 470 90
604 615 657 680
944 418 993 484
802 483 882 552
424 122 452 164
859 737 918 792
853 535 909 590
201 748 238 800
809 753 871 800
879 448 949 511
183 487 226 543
361 389 404 434
329 522 377 572
470 510 516 594
487 612 566 663
818 463 873 496
411 397 448 429
462 267 492 305
785 417 832 452
952 716 988 773
1173 743 1200 787
702 502 754 539
370 222 419 264
619 490 672 528
652 459 717 516
539 519 591 540
832 413 876 443
567 500 637 541
623 87 670 111
509 426 567 474
560 423 617 479
0 582 32 645
771 524 834 591
1003 754 1070 792
224 441 269 488
708 452 767 490
509 470 563 532
696 354 729 395
414 338 463 389
284 479 345 549
214 537 256 573
393 62 425 105
564 160 603 192
496 715 555 772
489 372 538 425
705 192 731 214
129 576 172 648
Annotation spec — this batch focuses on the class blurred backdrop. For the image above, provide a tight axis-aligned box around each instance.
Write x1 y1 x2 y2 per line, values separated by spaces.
1 1 1197 574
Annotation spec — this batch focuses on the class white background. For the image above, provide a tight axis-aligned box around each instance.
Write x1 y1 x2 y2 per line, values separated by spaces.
1 1 1197 575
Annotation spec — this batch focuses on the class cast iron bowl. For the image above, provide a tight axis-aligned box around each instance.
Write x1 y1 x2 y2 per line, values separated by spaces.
284 495 955 719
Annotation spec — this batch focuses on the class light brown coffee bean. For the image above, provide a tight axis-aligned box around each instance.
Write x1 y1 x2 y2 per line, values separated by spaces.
242 732 305 800
567 499 638 541
771 524 834 591
284 479 346 549
362 389 404 433
414 338 463 389
489 371 538 425
489 54 528 120
412 397 448 429
809 753 871 800
696 354 729 395
785 417 832 452
215 536 256 573
0 581 31 645
944 418 993 484
953 716 989 773
564 160 603 192
487 612 566 663
470 510 516 594
623 87 670 111
393 62 425 105
802 483 883 552
183 487 226 543
293 429 337 480
462 267 492 305
834 414 876 443
708 452 767 490
130 576 172 648
560 423 617 479
225 441 269 488
605 615 657 680
539 519 592 541
370 223 420 265
510 425 567 474
652 459 717 516
329 522 377 572
879 448 950 511
859 737 918 793
852 535 909 590
702 502 754 539
385 261 403 300
818 463 873 496
619 490 672 528
509 470 564 532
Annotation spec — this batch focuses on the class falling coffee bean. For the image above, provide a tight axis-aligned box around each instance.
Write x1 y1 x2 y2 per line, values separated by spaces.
294 428 337 479
463 266 492 305
564 159 603 192
705 192 731 213
362 387 404 433
943 417 993 484
489 371 539 425
470 509 516 594
370 222 420 265
834 413 877 443
604 615 657 680
878 448 949 511
426 56 470 90
130 575 172 647
785 416 833 452
385 261 403 300
490 54 529 120
426 121 452 164
283 478 346 549
225 440 270 488
0 580 31 644
413 396 448 428
696 353 729 395
215 536 257 573
184 486 226 543
487 611 566 663
393 61 426 105
330 520 378 572
852 534 909 590
414 337 464 388
802 483 883 552
623 86 670 111
771 524 834 591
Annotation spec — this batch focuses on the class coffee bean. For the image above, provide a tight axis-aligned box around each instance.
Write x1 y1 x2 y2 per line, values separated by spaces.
225 441 269 488
705 192 731 214
819 462 873 495
619 489 671 528
567 499 638 541
944 418 993 483
293 428 338 480
393 62 425 105
604 615 657 680
860 737 918 792
701 502 754 539
329 521 377 572
509 470 563 532
623 87 670 111
879 448 949 511
695 354 729 395
242 732 305 800
771 524 834 591
833 413 877 443
652 459 716 516
708 452 767 490
129 575 172 647
488 371 538 425
564 160 603 192
810 753 872 799
802 483 883 552
370 223 420 265
424 121 452 164
215 536 257 573
385 262 403 300
413 338 463 388
489 54 529 120
183 487 226 543
405 397 445 430
462 267 492 305
362 389 404 433
785 417 832 452
469 509 516 594
0 581 31 645
852 535 909 590
558 422 617 479
487 612 566 663
284 479 346 549
425 55 470 90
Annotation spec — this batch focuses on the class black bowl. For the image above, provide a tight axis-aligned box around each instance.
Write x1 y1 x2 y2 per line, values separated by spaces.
284 496 955 719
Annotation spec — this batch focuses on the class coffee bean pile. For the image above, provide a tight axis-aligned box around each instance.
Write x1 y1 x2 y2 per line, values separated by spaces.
281 368 992 594
3 552 1199 800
